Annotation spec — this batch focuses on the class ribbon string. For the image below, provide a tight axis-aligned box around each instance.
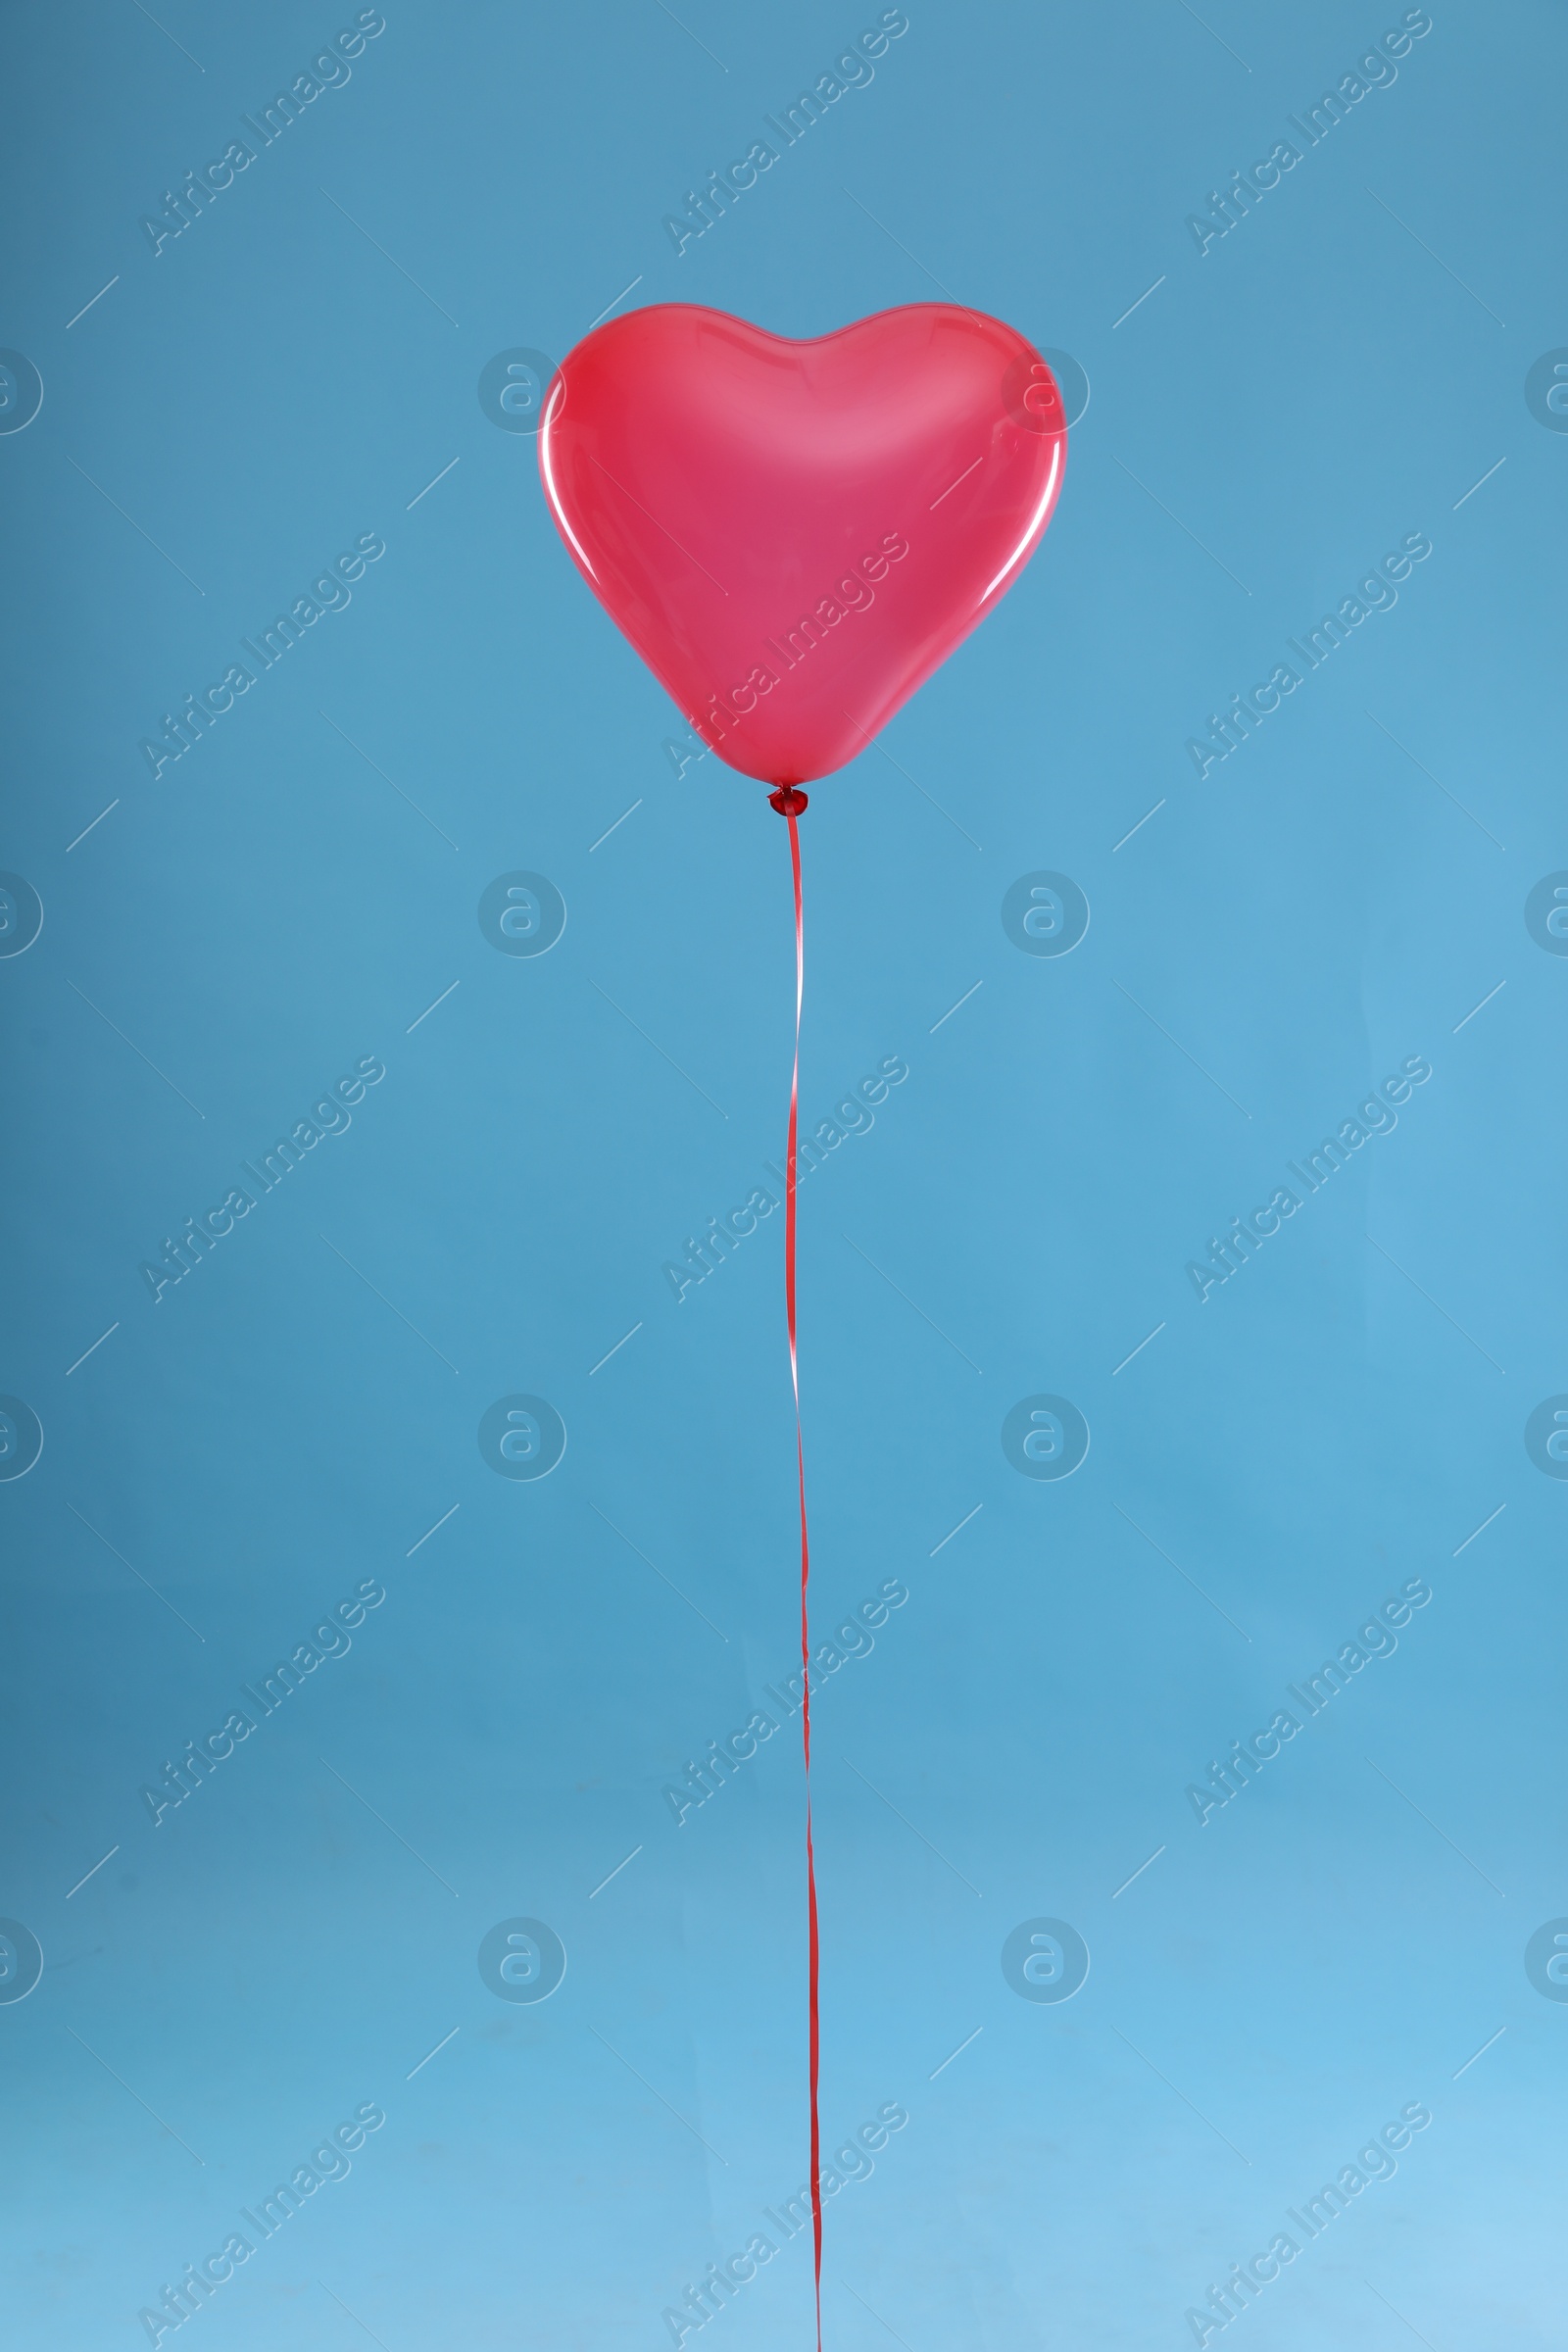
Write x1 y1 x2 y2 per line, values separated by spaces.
770 782 820 2351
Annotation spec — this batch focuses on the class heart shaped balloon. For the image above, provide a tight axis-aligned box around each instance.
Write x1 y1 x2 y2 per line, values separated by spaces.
537 303 1066 786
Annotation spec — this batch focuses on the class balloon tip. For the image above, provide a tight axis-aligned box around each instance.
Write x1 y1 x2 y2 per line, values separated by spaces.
768 786 809 817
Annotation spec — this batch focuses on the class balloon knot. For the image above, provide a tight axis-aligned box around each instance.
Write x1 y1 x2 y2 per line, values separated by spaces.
768 786 809 817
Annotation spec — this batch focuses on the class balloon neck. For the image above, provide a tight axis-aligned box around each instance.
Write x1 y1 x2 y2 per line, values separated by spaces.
768 786 809 817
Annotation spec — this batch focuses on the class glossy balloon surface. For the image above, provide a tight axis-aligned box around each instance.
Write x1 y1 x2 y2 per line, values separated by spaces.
537 303 1066 785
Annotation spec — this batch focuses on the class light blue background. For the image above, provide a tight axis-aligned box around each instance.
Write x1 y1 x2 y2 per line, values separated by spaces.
3 2 1565 2345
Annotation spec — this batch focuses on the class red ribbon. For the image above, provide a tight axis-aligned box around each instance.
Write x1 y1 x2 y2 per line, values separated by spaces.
769 783 819 2349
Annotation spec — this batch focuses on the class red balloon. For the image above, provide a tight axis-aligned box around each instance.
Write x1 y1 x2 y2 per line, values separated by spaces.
537 303 1066 787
